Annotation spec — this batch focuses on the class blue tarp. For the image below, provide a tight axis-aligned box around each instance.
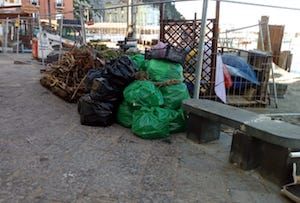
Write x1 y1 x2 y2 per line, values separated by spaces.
221 54 259 88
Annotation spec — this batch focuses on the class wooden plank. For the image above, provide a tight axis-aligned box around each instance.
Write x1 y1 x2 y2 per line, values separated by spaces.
279 50 293 72
269 25 285 65
257 16 269 51
226 96 258 106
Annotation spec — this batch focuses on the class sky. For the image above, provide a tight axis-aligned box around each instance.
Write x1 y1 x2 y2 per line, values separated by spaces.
175 0 300 33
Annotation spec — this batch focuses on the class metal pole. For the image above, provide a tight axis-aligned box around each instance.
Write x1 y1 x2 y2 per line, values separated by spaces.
128 0 132 26
1 20 3 52
16 15 20 55
4 17 8 54
266 23 278 108
159 3 163 41
193 0 209 99
131 0 137 39
59 19 63 61
79 7 87 44
38 12 45 70
215 0 220 42
47 0 52 30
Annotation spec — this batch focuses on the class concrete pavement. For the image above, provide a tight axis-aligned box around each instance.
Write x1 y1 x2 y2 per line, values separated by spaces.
0 53 291 202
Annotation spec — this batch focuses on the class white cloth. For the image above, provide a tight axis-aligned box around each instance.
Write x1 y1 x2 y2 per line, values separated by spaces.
215 55 226 103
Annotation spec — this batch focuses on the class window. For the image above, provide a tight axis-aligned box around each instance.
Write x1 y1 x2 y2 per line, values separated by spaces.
31 0 38 6
56 0 63 7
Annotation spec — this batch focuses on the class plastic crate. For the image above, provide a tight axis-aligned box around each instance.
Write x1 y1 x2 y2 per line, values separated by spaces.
145 45 187 64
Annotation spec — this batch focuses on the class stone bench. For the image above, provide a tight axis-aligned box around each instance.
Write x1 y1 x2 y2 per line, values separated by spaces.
182 99 300 185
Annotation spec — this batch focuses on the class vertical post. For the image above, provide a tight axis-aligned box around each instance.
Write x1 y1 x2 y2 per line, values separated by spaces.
4 17 8 54
193 0 209 99
47 0 52 30
1 19 3 53
127 0 130 29
215 0 220 47
159 3 163 41
132 0 136 39
16 15 20 55
127 0 132 39
258 21 265 51
59 19 63 61
266 22 278 108
79 7 86 44
38 12 45 70
192 13 197 47
128 0 132 26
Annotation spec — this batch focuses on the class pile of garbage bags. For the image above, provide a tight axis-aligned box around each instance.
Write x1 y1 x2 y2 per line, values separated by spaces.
78 56 136 126
77 51 190 139
117 56 190 139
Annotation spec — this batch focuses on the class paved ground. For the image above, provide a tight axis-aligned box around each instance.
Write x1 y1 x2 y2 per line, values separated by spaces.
0 53 292 202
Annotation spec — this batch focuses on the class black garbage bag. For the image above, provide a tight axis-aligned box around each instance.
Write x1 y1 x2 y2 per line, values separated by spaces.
90 77 121 103
78 94 115 126
105 56 136 88
85 69 105 93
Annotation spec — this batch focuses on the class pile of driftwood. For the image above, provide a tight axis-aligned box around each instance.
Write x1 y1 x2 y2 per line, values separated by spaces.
40 46 105 102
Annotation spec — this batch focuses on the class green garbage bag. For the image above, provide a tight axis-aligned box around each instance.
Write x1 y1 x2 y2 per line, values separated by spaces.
169 108 187 133
132 107 171 139
145 59 184 82
123 80 164 107
129 54 146 71
160 83 190 109
116 100 139 128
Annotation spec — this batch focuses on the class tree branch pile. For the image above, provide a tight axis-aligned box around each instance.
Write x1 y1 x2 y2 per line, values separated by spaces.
40 46 104 102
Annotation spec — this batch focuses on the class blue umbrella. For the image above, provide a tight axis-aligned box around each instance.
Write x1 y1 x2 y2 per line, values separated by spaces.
222 54 259 86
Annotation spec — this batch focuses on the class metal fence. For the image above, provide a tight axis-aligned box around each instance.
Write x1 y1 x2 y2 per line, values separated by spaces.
1 3 286 108
0 16 38 53
160 18 218 98
160 18 278 108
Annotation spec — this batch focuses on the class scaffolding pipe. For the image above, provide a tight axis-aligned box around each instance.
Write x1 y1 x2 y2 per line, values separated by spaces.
193 0 209 99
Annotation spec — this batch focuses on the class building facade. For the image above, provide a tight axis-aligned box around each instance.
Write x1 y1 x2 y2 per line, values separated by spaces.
0 0 74 50
0 0 22 7
24 0 73 20
0 0 73 20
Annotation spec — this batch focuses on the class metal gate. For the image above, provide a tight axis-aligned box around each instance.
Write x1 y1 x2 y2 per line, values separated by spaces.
160 18 218 97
